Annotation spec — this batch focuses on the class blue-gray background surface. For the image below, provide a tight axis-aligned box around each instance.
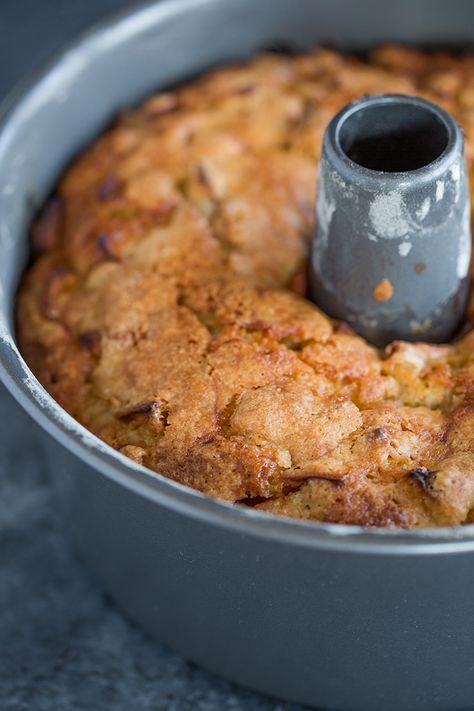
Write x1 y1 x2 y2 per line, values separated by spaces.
0 1 305 709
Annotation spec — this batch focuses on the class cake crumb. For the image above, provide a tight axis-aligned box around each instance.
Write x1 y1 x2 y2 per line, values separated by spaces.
373 278 394 301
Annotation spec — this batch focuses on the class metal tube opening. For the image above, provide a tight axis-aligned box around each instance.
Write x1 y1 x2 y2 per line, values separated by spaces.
338 98 450 173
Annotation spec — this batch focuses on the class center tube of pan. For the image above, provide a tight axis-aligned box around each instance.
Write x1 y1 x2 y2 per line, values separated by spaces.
310 93 471 347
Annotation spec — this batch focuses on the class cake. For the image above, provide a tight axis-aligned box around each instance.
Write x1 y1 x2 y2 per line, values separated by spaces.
17 45 474 527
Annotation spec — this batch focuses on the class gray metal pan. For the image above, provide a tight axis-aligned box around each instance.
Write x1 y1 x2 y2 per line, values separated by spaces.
1 1 474 709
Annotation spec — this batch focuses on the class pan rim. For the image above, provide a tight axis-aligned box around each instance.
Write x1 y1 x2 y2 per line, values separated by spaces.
2 0 474 555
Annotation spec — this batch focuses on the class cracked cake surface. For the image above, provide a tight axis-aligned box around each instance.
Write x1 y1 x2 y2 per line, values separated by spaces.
17 45 474 527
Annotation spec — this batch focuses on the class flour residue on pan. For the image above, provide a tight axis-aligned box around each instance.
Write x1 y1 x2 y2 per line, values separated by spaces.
369 191 412 239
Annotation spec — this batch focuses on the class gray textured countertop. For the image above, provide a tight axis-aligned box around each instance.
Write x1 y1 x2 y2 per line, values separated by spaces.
0 1 304 708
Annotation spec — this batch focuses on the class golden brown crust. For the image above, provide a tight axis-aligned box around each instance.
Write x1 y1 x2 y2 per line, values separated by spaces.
16 46 474 527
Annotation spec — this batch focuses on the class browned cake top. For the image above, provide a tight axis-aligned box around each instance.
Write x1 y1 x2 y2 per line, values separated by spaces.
17 46 474 527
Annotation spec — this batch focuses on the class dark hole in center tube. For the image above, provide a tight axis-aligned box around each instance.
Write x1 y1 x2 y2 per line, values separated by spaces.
339 102 449 172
